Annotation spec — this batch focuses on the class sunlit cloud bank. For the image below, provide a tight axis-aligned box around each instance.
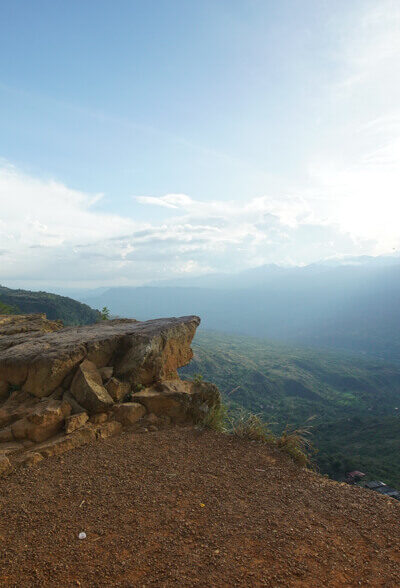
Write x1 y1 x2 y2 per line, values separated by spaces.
0 161 390 289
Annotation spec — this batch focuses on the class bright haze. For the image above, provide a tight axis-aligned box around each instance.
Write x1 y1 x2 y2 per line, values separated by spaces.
1 0 399 289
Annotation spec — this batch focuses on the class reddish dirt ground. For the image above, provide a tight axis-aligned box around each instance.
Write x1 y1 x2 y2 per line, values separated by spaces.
0 427 399 587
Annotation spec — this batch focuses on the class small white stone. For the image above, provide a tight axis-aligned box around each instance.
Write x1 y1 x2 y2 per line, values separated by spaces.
78 532 87 540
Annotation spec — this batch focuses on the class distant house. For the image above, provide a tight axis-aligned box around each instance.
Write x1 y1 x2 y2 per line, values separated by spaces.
347 471 366 480
345 471 366 484
365 481 400 501
375 487 400 498
365 481 386 490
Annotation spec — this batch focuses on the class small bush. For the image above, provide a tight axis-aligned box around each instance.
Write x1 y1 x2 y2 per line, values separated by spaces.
192 373 204 384
227 409 315 467
275 421 316 467
100 306 110 321
199 402 228 432
228 409 275 443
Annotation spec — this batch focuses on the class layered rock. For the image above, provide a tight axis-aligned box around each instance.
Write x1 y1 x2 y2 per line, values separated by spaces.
132 380 221 423
0 315 200 396
0 314 220 475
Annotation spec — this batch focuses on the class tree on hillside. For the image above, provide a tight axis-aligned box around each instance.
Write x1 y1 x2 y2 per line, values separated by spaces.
100 306 110 320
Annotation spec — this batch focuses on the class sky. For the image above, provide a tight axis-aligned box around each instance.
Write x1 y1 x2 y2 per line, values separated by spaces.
1 0 400 289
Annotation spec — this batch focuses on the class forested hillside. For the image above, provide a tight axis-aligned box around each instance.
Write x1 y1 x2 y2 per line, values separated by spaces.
0 285 100 325
180 331 400 486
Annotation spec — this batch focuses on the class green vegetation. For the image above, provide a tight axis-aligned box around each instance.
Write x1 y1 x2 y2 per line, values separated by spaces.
0 285 100 325
198 401 228 432
181 330 400 486
192 373 204 384
0 300 20 315
100 306 110 321
198 403 313 467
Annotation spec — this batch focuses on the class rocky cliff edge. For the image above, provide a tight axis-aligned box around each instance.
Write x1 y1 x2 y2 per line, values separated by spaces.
0 314 220 475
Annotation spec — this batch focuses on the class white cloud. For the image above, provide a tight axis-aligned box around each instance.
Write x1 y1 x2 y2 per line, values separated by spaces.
1 162 370 289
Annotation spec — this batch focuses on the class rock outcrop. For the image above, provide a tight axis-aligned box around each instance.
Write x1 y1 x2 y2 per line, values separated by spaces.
0 314 220 475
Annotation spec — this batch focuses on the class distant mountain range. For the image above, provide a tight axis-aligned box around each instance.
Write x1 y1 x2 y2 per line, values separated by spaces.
80 255 400 362
147 254 400 289
0 285 100 325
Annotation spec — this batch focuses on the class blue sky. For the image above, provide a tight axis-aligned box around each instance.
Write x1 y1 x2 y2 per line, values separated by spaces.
1 0 400 288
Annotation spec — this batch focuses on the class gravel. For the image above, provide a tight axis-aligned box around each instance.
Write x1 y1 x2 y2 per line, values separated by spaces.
0 427 399 587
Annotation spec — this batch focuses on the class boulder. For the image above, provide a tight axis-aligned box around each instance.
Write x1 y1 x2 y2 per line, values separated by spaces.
0 315 200 397
35 426 97 458
0 455 12 476
112 402 146 426
105 377 131 402
145 413 162 426
0 390 41 428
90 412 108 424
71 360 114 414
11 398 71 443
132 380 220 423
22 452 44 467
65 412 89 434
95 420 122 439
99 366 113 382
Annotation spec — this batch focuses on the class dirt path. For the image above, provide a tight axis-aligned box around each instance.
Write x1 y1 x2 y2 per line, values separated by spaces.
0 427 399 587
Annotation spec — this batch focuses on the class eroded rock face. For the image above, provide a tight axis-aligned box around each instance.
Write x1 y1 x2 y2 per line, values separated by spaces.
0 313 221 476
0 315 200 396
132 380 221 423
11 398 71 443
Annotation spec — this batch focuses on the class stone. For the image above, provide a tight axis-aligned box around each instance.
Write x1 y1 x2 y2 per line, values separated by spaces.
71 360 114 414
22 452 44 467
105 377 131 402
0 455 12 476
0 315 199 397
132 380 220 423
145 413 162 426
0 390 40 428
65 412 89 434
90 412 108 424
11 398 71 443
99 366 113 382
10 418 29 440
95 420 122 439
35 426 96 458
112 402 146 426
